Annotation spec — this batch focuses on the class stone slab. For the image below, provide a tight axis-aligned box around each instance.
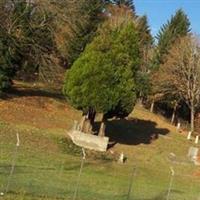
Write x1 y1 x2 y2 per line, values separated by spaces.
68 130 109 152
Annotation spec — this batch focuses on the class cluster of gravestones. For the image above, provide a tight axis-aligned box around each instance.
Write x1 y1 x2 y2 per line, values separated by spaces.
176 122 200 165
187 131 199 144
176 122 199 144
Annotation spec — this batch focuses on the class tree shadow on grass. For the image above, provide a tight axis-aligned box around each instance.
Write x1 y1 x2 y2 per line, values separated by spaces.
2 86 64 101
94 118 169 147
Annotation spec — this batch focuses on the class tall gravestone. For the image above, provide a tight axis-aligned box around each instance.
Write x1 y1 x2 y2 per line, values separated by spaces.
188 147 199 162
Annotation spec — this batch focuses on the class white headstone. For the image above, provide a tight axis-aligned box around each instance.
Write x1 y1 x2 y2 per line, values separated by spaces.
195 136 199 144
188 147 199 161
118 152 124 163
176 122 181 131
187 131 192 140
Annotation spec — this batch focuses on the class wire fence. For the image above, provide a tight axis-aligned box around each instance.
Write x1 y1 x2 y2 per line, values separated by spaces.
1 133 200 200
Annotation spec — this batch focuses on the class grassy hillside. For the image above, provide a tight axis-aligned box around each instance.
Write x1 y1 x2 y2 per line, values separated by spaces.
0 82 200 200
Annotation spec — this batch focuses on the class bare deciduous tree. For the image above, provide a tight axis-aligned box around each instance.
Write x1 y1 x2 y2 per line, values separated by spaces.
162 36 200 132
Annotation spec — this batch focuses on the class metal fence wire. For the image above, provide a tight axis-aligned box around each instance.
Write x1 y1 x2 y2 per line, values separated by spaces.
1 133 200 200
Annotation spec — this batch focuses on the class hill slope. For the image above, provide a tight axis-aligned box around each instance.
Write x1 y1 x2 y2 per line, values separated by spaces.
0 82 200 200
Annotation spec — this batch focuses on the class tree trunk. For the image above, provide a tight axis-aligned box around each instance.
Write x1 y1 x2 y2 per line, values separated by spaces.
98 122 105 137
171 103 177 124
138 97 143 107
138 91 143 107
171 111 175 125
191 105 195 133
83 108 96 134
150 100 154 113
88 108 96 126
98 114 106 137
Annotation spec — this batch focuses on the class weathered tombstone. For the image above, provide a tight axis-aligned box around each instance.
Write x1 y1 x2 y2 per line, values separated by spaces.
86 120 93 133
98 122 105 137
187 131 192 140
118 152 125 163
169 152 176 158
82 119 92 134
176 122 181 131
68 117 109 152
188 147 199 161
68 130 109 152
195 135 199 144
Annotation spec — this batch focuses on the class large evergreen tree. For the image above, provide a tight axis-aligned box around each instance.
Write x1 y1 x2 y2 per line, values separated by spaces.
135 15 153 99
63 19 140 124
66 0 105 66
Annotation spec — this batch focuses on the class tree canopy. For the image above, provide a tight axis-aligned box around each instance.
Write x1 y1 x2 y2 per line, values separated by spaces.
155 9 190 66
111 0 135 12
63 19 140 117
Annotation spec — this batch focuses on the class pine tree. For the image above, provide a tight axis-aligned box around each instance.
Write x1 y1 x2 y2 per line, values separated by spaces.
67 0 105 66
118 0 135 12
156 9 190 65
0 31 12 91
110 0 135 12
135 15 153 99
137 15 153 49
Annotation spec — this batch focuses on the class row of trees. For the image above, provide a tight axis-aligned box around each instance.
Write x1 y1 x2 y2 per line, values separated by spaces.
64 2 200 134
149 9 200 133
0 0 104 88
1 0 200 134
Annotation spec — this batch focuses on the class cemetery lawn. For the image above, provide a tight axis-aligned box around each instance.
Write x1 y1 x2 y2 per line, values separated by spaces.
0 82 200 200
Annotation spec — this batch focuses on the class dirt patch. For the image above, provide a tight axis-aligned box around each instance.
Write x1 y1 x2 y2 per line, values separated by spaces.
192 169 200 177
0 82 81 130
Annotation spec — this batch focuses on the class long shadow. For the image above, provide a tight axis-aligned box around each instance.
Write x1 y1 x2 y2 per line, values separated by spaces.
94 118 169 147
2 86 65 101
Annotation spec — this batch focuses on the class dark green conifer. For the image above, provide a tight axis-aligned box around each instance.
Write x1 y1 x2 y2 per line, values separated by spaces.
156 9 190 65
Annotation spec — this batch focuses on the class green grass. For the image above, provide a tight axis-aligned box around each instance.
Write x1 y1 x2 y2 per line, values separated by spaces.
1 115 200 200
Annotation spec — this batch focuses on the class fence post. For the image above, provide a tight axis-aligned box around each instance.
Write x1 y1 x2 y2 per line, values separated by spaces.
127 165 137 200
4 132 20 195
73 148 86 200
166 167 175 200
